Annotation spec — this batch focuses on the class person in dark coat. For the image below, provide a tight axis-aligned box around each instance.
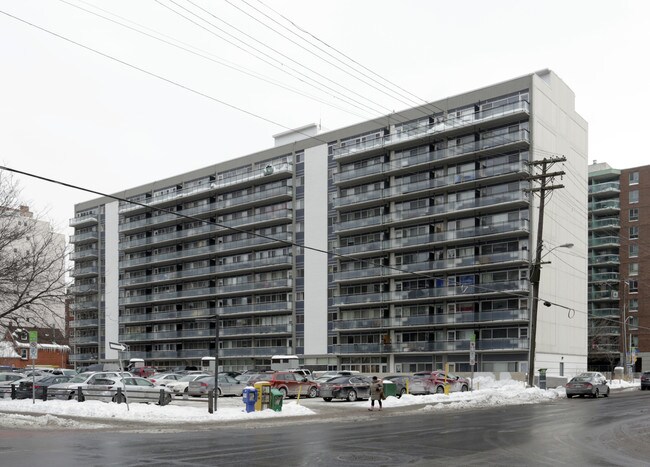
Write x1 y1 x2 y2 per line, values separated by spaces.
369 376 383 411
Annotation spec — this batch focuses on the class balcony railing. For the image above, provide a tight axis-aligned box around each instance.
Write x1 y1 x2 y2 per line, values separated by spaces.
588 181 620 195
71 266 99 277
69 249 99 261
69 215 98 227
69 283 99 295
69 318 99 328
331 100 529 159
588 200 620 212
589 254 620 265
120 307 215 324
70 301 99 312
590 272 619 282
588 236 620 248
588 218 620 230
119 163 294 214
70 335 99 344
69 231 99 244
220 347 292 358
332 308 529 330
220 324 292 336
333 280 528 306
217 301 292 316
333 337 528 354
588 308 620 317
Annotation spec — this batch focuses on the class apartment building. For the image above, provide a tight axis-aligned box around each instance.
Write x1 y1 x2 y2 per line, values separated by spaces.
69 69 588 376
588 162 650 372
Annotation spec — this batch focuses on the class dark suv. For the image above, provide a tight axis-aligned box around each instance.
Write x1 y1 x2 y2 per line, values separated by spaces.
641 372 650 390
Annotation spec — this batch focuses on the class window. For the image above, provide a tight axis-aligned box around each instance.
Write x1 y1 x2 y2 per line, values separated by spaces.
628 279 638 293
629 171 639 185
630 226 639 239
629 190 639 204
629 243 639 257
629 298 638 311
629 263 639 276
630 208 639 221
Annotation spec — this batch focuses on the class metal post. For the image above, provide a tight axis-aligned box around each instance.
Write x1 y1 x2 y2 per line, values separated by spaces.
214 312 219 413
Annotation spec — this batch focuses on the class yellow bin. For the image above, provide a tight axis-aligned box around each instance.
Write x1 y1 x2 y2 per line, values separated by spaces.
254 381 271 411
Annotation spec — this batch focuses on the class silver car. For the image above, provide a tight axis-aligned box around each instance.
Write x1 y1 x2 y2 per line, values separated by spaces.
188 374 243 397
48 371 132 400
565 372 610 398
84 376 172 405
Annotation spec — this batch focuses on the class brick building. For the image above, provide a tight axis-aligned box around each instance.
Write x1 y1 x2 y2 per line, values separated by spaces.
0 326 70 369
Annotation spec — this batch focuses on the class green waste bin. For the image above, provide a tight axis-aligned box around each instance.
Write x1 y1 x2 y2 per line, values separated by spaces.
382 380 396 398
269 388 283 412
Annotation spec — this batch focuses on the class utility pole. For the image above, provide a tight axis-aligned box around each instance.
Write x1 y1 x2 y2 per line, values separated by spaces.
526 156 566 387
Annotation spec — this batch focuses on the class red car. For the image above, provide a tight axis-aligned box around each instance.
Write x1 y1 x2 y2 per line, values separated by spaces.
251 371 319 398
413 371 470 394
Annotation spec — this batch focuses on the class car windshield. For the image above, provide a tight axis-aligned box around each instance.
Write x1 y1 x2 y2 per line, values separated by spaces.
571 376 591 382
68 374 90 383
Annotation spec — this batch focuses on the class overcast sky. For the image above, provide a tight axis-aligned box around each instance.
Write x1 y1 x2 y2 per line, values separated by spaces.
1 0 648 232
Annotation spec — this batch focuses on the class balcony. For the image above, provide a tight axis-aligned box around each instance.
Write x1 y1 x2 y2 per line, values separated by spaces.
69 283 99 295
588 308 620 318
333 251 527 282
588 236 620 248
118 163 294 214
588 326 621 336
333 280 528 306
70 335 99 345
120 328 215 342
333 337 528 354
588 181 620 195
120 266 218 287
332 308 529 330
588 218 620 231
70 301 99 312
588 200 620 214
69 231 98 244
69 215 98 228
120 307 216 324
69 353 99 362
589 272 620 283
69 248 99 261
121 224 218 250
217 231 293 254
220 185 293 211
221 324 292 337
218 301 292 316
220 347 293 358
331 100 529 160
217 209 293 231
71 266 99 277
588 290 617 300
589 254 620 265
69 318 99 328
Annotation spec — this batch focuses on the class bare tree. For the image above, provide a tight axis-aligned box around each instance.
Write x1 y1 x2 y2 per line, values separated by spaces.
0 171 69 330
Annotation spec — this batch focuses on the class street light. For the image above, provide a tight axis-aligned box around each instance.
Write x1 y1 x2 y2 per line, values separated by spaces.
527 242 574 387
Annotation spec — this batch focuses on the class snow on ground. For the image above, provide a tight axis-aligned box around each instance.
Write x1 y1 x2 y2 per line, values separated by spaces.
0 374 640 429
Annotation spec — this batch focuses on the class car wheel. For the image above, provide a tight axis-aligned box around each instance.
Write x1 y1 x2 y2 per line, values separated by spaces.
112 394 127 404
436 386 445 394
68 391 76 400
323 397 333 402
347 390 357 402
461 385 468 392
280 387 288 399
308 386 318 398
184 387 189 394
162 393 172 406
603 388 609 398
594 388 599 398
217 388 222 397
398 388 406 399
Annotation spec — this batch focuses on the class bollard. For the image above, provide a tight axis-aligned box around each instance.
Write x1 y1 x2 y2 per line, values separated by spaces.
296 385 302 404
11 384 16 400
159 389 166 406
116 387 123 403
78 386 85 402
208 389 214 414
42 386 48 401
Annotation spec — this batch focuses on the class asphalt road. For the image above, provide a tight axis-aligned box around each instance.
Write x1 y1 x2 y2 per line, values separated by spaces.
2 390 650 466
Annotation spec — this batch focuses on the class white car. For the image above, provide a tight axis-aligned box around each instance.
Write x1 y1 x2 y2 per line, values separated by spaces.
84 376 173 405
48 371 133 400
166 373 211 395
147 373 182 387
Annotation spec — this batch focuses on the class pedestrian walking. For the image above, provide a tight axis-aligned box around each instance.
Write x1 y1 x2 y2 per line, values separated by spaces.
369 376 383 411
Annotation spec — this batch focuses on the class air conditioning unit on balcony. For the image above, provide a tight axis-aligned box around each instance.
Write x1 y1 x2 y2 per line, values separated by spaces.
612 291 619 298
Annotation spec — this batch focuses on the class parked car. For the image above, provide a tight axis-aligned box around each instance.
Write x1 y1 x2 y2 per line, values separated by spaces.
641 372 650 390
235 373 262 385
319 375 372 402
314 371 360 383
84 377 172 405
384 375 429 397
166 373 211 395
16 375 74 399
130 366 157 378
48 371 132 400
0 372 25 385
565 372 610 398
148 373 182 386
188 374 243 397
250 371 319 398
413 371 470 393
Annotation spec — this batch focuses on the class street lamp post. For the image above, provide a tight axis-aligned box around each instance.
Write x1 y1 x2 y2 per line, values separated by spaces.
527 242 574 387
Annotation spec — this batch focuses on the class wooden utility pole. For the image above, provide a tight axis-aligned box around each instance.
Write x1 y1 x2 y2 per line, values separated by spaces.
526 156 566 387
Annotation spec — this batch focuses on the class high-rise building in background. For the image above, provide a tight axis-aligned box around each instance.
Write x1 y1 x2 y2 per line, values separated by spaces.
69 69 588 376
588 162 649 372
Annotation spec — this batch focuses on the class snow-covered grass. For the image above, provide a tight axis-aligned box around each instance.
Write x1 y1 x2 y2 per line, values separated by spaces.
0 374 640 429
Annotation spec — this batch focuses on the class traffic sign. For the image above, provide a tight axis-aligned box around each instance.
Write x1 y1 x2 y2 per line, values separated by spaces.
29 342 38 360
29 331 38 343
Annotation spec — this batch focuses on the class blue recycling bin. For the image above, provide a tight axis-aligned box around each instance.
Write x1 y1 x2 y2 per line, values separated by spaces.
242 387 258 413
